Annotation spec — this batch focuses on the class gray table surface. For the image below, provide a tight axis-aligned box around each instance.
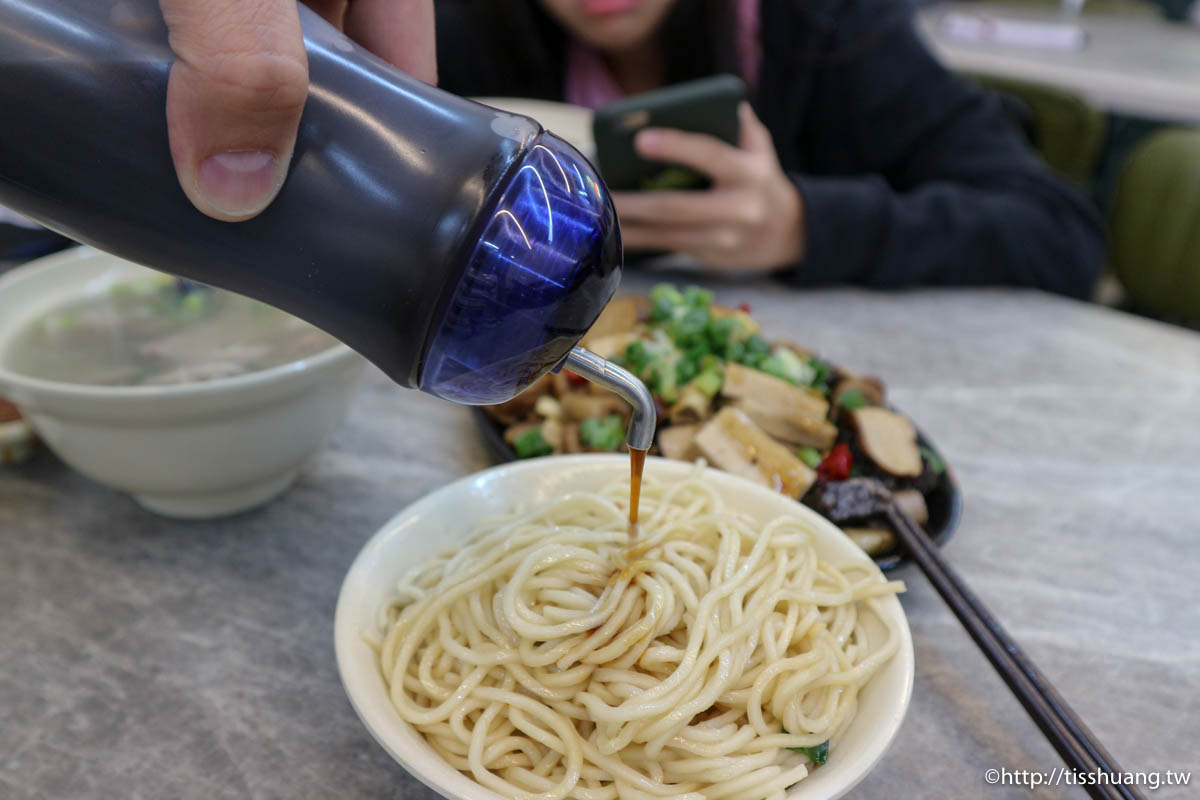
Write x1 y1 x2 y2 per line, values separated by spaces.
3 279 1199 800
916 2 1200 124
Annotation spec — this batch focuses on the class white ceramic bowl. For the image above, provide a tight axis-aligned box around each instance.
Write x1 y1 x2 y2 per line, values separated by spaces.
0 247 366 518
336 455 914 800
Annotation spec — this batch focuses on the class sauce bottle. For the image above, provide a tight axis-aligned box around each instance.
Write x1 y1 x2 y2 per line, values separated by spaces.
0 0 651 446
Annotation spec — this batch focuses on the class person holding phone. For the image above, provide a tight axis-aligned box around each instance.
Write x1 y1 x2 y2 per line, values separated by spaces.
434 0 1106 298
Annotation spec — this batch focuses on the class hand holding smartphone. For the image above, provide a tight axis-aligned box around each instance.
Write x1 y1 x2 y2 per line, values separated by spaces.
593 76 805 272
593 74 746 192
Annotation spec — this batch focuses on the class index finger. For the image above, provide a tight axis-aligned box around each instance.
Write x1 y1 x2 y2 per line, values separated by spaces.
612 190 740 226
634 128 747 184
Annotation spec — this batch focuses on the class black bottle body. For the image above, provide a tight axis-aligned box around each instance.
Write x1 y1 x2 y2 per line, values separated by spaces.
0 0 620 398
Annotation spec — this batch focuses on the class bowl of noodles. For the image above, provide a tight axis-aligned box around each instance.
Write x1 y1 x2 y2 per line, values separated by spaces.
335 455 914 800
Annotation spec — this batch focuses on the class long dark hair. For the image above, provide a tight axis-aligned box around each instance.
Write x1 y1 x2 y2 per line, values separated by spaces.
435 0 739 100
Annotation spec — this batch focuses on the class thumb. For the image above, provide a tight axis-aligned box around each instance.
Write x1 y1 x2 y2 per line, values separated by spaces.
161 0 309 222
737 102 775 157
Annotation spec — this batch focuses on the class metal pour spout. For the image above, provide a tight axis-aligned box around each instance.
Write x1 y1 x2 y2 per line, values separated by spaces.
563 347 656 452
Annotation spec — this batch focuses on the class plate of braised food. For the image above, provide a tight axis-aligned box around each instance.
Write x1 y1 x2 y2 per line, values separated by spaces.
477 284 961 570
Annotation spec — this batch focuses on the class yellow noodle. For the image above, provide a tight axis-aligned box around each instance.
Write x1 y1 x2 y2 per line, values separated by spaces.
376 473 904 800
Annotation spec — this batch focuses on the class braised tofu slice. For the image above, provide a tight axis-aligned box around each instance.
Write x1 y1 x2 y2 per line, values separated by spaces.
668 384 712 425
695 407 816 497
582 296 649 344
721 363 828 420
583 331 639 361
844 527 897 556
560 391 627 422
892 488 929 526
541 418 564 450
657 424 702 461
732 396 837 450
563 423 584 454
484 374 551 425
850 407 922 477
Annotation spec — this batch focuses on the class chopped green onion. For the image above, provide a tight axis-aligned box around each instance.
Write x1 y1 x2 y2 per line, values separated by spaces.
676 356 699 386
690 369 723 398
172 291 210 321
621 340 650 376
741 351 767 369
758 347 816 386
920 445 946 475
649 283 684 306
682 285 713 309
837 388 867 411
736 336 770 370
797 447 823 469
792 740 829 765
744 335 770 357
781 729 830 765
808 357 831 392
513 428 553 458
706 316 742 354
651 362 679 403
668 306 711 344
580 414 625 452
649 283 685 322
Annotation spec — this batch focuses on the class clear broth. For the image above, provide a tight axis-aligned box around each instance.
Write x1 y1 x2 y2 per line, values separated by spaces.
5 276 339 387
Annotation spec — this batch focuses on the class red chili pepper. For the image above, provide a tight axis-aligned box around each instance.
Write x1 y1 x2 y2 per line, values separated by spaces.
738 302 752 313
817 443 853 482
564 369 588 386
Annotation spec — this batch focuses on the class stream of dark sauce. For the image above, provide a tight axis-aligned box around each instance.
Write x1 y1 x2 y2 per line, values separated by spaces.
628 447 647 539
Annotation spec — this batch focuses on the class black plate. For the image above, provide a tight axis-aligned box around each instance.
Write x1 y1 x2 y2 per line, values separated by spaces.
472 408 961 572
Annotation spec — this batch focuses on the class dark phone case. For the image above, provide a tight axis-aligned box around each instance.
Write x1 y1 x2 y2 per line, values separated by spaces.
593 74 746 192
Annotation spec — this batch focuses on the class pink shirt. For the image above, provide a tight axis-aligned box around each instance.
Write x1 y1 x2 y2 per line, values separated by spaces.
565 0 761 109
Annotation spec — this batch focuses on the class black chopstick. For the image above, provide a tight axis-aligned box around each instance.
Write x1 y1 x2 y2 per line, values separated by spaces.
884 506 1145 800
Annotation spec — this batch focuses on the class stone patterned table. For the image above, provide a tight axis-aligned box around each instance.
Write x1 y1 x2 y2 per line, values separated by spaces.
2 279 1198 799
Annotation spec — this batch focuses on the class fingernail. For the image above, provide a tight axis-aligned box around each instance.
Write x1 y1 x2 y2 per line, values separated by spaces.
635 129 663 153
195 150 282 218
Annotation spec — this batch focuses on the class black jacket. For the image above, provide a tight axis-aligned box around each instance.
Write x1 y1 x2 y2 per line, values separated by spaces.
435 0 1106 298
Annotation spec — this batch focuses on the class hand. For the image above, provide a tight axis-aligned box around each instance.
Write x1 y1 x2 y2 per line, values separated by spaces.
160 0 436 222
611 103 806 272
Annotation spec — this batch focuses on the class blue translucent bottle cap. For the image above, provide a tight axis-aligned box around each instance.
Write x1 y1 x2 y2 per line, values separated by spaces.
419 132 621 404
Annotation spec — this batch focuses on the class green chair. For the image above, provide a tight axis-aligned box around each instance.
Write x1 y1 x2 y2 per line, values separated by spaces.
1108 127 1200 322
966 74 1109 186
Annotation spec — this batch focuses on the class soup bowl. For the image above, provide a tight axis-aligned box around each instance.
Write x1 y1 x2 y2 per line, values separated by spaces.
336 454 914 800
0 247 365 518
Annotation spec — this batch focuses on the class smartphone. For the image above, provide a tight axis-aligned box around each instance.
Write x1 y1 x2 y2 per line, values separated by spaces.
593 74 746 192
